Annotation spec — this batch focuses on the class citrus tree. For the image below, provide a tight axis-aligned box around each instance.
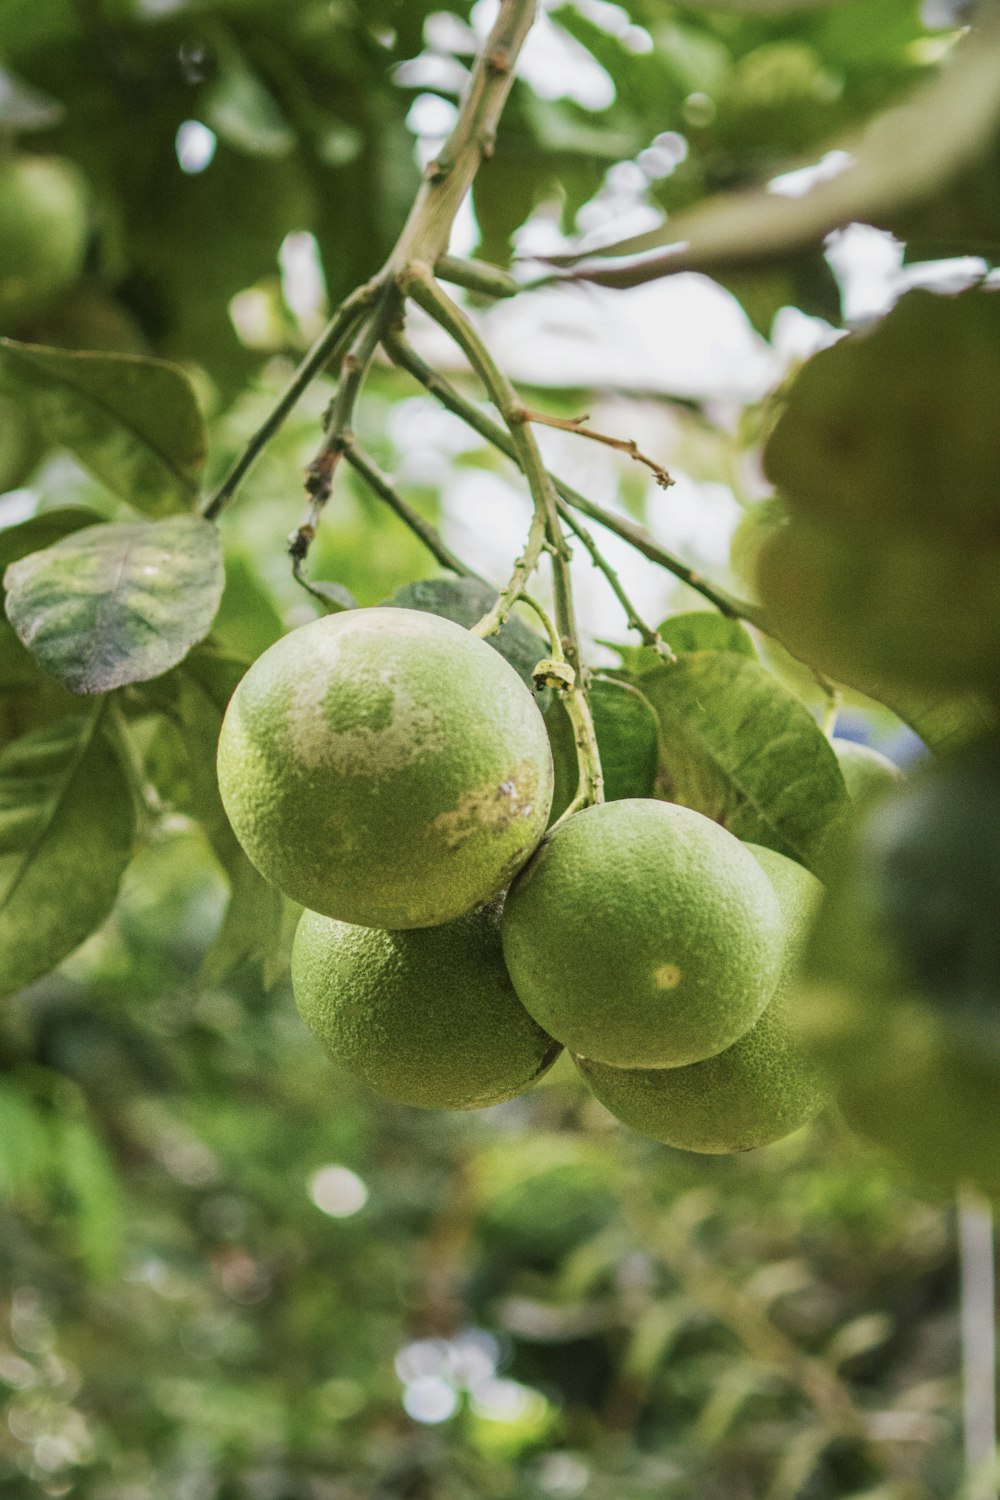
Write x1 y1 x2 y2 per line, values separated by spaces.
1 1 999 1497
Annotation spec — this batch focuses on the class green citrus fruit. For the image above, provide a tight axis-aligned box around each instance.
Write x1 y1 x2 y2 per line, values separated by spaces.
217 608 554 928
577 843 826 1152
0 155 89 327
831 737 902 802
500 799 784 1069
796 742 1000 1195
291 902 561 1109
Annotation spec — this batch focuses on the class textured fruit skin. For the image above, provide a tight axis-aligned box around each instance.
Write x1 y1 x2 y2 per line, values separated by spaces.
217 608 554 928
500 799 784 1069
0 156 89 327
577 843 827 1153
291 902 561 1109
832 737 902 803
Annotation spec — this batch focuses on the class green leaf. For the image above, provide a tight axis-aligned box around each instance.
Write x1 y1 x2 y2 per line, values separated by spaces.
140 647 287 983
0 620 76 750
204 51 296 159
0 338 208 515
0 1081 51 1198
559 10 1000 284
659 610 758 658
4 517 225 694
764 288 1000 544
548 677 660 820
0 712 135 999
0 66 63 132
864 684 997 758
0 506 106 585
644 652 848 872
54 1112 124 1281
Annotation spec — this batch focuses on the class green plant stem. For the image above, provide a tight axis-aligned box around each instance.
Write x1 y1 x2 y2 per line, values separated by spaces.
203 0 537 522
558 504 673 657
383 332 761 629
435 253 522 299
340 438 484 582
403 268 603 809
386 0 537 270
201 279 379 521
290 295 395 566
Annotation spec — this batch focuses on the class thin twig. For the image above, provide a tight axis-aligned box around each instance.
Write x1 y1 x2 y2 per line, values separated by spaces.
202 279 379 521
383 332 761 628
557 502 674 658
516 404 674 489
289 295 394 569
341 438 484 582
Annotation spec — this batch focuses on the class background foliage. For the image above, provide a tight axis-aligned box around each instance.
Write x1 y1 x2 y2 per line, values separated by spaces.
0 1 996 1496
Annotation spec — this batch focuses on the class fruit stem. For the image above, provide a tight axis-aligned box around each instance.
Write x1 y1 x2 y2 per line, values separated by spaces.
201 277 379 521
403 267 604 811
383 331 761 628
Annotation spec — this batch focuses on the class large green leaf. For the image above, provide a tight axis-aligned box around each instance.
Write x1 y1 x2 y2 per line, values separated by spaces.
660 611 757 658
3 517 225 694
559 9 1000 284
0 506 106 585
0 712 135 999
645 652 847 872
764 289 1000 543
0 339 207 516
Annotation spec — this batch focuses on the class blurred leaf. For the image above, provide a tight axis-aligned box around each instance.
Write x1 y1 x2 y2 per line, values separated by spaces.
0 339 207 515
301 577 359 613
559 11 1000 283
142 646 286 983
696 1361 775 1445
0 620 77 750
645 652 848 872
200 855 285 987
0 1081 51 1197
0 66 63 132
660 610 758 658
204 50 297 159
824 1311 893 1369
55 1111 124 1280
875 686 997 756
4 517 225 693
0 712 135 999
764 289 1000 543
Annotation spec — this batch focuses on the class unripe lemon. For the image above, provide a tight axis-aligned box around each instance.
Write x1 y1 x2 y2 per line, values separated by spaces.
291 902 561 1109
577 843 827 1152
217 608 554 928
831 737 902 803
0 155 89 327
500 799 784 1069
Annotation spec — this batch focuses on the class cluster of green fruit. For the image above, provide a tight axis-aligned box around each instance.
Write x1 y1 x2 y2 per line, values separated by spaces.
217 607 836 1155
